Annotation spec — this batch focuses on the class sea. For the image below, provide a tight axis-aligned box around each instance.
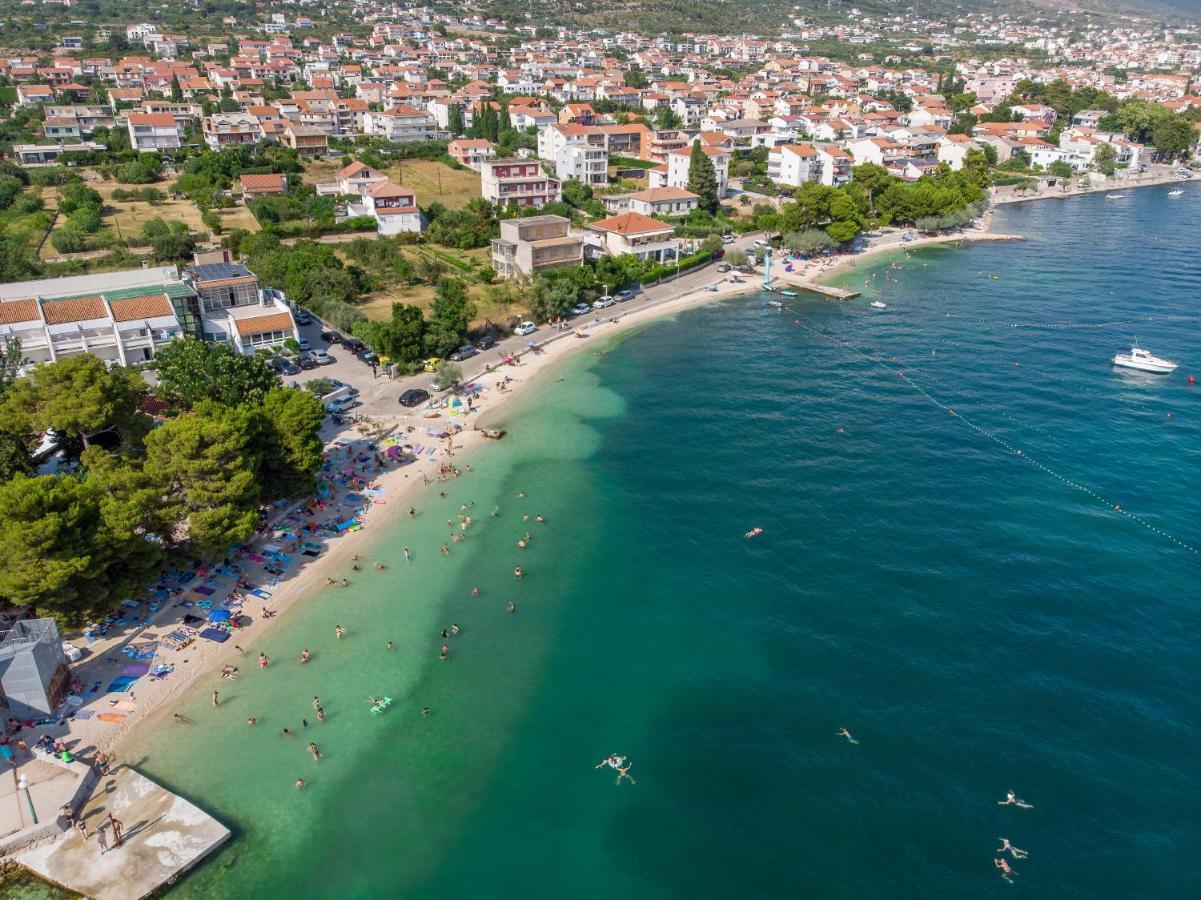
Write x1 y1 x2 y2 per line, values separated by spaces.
39 185 1201 898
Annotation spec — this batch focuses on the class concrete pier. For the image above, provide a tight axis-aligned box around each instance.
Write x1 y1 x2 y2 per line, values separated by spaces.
771 272 860 299
15 767 229 900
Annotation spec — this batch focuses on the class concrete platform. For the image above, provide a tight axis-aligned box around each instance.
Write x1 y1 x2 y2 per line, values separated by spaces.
16 768 230 900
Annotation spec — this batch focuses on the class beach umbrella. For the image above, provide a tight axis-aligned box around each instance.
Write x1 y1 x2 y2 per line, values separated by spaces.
207 609 231 623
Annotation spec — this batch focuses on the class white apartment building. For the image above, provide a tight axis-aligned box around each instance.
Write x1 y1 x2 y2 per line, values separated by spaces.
767 144 822 187
364 105 440 143
126 113 183 152
650 145 730 196
586 211 679 263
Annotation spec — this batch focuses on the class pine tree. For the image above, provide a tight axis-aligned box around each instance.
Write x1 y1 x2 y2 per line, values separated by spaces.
687 142 719 213
448 104 465 137
498 105 511 134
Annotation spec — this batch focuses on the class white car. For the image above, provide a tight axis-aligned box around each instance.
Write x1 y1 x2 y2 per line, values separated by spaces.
310 348 332 365
514 321 537 336
593 296 616 310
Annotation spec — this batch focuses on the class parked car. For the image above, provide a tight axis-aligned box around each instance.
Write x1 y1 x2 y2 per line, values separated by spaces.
570 302 592 317
476 334 497 351
722 233 735 244
449 344 478 362
615 288 637 302
716 263 731 273
514 321 537 336
298 338 311 352
422 357 441 372
294 310 312 326
593 296 616 310
296 353 318 370
342 338 365 353
271 357 300 376
399 389 430 407
357 348 380 366
320 330 343 344
430 373 456 392
324 378 358 396
325 397 357 415
310 348 332 365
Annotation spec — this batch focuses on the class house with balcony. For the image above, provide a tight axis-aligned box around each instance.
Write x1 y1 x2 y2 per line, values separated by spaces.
13 142 107 166
126 112 183 152
350 181 423 235
624 186 700 217
282 121 328 157
43 104 115 137
768 143 822 187
479 159 562 210
0 266 194 368
183 258 298 353
364 105 440 143
491 215 584 279
447 138 496 171
641 128 691 164
585 211 679 263
202 112 262 149
651 144 730 196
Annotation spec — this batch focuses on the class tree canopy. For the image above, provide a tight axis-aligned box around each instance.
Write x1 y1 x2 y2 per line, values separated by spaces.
152 339 278 410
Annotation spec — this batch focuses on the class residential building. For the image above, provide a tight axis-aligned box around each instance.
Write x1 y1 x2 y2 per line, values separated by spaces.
553 143 609 186
42 117 82 142
479 160 562 210
282 121 328 157
202 112 262 149
768 143 822 187
43 104 115 136
586 211 679 263
333 161 389 196
126 112 183 152
356 181 423 234
239 173 288 198
364 105 440 143
12 142 107 166
447 138 496 170
491 215 584 278
183 259 299 352
641 128 691 164
653 144 730 196
626 186 699 217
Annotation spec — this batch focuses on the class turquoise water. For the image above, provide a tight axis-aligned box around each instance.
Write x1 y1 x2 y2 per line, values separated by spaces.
132 185 1201 897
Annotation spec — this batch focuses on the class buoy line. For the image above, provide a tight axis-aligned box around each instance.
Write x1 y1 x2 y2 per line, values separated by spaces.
944 312 1201 330
774 302 1201 559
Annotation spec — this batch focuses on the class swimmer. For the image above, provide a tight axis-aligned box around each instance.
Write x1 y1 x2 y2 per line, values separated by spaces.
211 691 219 708
994 858 1014 882
522 513 529 522
308 742 321 761
615 762 636 785
440 644 449 660
282 728 293 737
997 838 1028 859
409 507 416 518
595 754 624 770
316 707 325 722
352 554 361 561
299 649 310 664
518 539 527 549
518 491 526 498
247 717 257 727
258 653 270 668
491 507 500 517
451 623 460 636
326 577 336 586
340 578 349 587
514 566 523 578
375 563 387 570
403 547 411 563
506 601 517 613
335 625 345 639
836 727 859 745
295 778 305 791
422 706 431 717
745 527 763 539
441 629 449 640
470 586 480 597
173 713 191 724
386 641 394 652
998 790 1033 809
535 514 545 523
312 696 321 710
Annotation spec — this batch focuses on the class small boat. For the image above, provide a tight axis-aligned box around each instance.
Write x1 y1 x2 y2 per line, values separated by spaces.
1168 189 1184 197
780 290 798 297
1105 193 1125 200
870 300 887 309
1111 344 1178 374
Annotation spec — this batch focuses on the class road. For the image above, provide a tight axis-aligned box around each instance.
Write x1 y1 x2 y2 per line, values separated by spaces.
292 232 763 417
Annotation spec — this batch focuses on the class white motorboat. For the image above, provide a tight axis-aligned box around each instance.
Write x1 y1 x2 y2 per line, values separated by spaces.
870 300 887 309
1111 345 1178 374
1168 189 1184 197
1105 193 1125 199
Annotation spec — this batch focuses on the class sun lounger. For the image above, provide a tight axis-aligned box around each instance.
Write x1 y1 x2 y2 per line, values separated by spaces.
199 628 230 643
251 589 272 599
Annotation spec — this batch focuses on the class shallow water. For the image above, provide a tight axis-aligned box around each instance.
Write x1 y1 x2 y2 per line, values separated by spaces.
132 184 1201 897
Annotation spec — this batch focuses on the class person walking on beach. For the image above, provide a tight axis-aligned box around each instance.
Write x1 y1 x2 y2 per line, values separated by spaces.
108 814 123 846
211 691 219 708
234 645 244 657
997 838 1028 859
74 817 88 840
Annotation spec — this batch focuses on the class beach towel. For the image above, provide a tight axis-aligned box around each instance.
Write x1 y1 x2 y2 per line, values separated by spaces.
193 585 215 596
72 709 94 720
248 553 265 562
106 676 138 692
122 664 151 676
251 589 272 599
97 713 127 724
199 628 231 643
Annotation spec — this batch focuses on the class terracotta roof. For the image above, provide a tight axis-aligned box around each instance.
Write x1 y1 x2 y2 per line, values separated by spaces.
0 299 40 325
127 113 177 127
233 311 294 336
108 294 173 322
193 275 258 289
590 211 674 236
367 180 415 199
239 173 287 193
42 297 106 324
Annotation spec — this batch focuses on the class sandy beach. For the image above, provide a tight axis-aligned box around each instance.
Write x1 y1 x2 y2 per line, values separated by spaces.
53 168 1162 761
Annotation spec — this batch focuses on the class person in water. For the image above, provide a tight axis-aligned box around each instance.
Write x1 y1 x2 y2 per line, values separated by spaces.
300 649 311 664
514 566 523 578
997 838 1028 859
335 625 345 639
998 790 1033 809
308 743 321 761
837 727 859 745
470 586 480 597
506 601 517 614
994 858 1014 882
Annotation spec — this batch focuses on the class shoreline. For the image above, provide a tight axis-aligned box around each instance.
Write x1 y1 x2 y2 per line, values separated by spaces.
94 209 1024 760
989 167 1189 206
